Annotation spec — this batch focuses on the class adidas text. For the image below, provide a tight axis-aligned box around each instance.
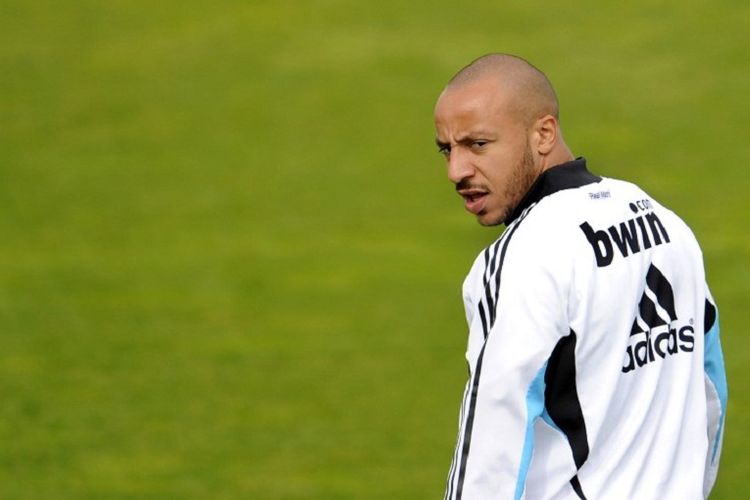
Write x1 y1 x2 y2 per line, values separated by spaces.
622 325 694 373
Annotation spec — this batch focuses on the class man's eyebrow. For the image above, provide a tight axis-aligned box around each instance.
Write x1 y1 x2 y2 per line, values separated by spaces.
456 131 493 142
436 133 494 148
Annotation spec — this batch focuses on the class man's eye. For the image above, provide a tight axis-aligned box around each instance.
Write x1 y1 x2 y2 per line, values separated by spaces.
471 141 488 149
438 145 451 156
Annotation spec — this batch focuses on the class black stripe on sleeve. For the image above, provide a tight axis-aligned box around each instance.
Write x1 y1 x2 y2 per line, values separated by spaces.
570 475 587 500
477 302 489 340
704 299 717 334
491 207 533 321
445 382 471 500
451 206 535 500
544 329 590 471
483 241 502 326
453 344 487 499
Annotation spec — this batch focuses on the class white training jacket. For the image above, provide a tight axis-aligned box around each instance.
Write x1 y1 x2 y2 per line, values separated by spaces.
444 158 727 500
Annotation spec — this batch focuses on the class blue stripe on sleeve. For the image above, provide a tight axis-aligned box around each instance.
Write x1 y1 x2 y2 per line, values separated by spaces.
704 312 728 463
515 363 547 499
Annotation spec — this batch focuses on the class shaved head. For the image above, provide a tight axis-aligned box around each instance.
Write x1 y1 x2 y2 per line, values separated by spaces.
444 53 559 127
434 53 574 225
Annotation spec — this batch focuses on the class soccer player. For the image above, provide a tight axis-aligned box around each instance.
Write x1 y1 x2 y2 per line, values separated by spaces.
435 54 727 499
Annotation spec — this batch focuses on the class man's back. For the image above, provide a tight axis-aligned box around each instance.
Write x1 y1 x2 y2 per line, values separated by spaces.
447 160 726 499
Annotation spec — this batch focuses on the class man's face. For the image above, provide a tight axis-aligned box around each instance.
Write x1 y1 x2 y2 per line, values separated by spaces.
434 79 538 226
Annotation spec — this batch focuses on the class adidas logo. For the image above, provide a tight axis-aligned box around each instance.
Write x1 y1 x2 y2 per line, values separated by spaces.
622 265 694 373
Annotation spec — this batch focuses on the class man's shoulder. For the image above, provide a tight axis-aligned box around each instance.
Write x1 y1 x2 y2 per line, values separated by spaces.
518 176 650 229
465 176 678 278
492 177 660 265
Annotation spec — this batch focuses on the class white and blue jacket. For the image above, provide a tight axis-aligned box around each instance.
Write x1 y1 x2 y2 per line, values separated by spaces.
444 158 727 500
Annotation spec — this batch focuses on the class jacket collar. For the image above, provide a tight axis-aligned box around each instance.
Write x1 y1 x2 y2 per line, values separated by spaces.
505 157 601 224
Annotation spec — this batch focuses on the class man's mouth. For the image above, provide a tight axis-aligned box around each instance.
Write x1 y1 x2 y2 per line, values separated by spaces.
457 189 489 215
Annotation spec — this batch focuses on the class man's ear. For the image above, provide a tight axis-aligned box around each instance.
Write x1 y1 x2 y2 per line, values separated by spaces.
534 114 558 155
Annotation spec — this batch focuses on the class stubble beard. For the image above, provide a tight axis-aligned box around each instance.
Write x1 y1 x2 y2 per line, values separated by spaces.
480 141 539 227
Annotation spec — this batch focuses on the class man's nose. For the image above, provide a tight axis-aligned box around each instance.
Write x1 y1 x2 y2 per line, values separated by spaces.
447 150 475 184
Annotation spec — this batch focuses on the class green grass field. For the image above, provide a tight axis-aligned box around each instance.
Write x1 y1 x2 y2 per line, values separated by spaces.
2 1 748 498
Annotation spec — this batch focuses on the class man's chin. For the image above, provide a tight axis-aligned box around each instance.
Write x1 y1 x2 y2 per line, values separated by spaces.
476 210 506 227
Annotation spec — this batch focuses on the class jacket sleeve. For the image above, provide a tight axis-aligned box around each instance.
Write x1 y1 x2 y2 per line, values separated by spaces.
702 289 727 497
445 238 576 500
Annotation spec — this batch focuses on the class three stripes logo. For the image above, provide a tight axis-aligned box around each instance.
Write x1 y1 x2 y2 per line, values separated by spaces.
622 264 695 373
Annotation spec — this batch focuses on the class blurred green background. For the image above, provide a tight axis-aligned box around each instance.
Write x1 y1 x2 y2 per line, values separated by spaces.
1 1 747 498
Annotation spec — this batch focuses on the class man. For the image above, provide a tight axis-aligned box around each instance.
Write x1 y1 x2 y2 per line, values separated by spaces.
435 54 727 499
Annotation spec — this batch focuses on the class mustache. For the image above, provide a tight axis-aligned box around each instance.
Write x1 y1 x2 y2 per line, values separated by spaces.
455 179 489 192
